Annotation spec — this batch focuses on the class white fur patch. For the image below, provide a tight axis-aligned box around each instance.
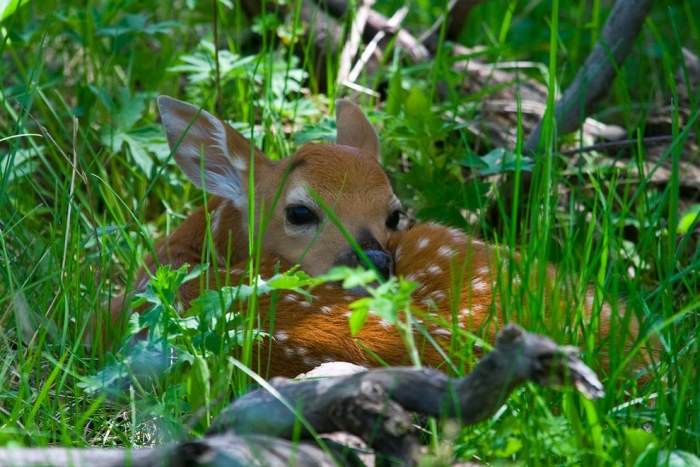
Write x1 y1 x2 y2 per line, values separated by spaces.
275 331 289 342
471 278 488 292
437 245 455 258
433 327 452 338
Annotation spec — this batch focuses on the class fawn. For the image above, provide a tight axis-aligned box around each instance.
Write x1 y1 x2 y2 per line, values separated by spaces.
108 97 650 381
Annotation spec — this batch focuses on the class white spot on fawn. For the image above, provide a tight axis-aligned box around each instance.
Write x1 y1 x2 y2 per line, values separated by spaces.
284 294 300 303
275 331 289 342
437 246 454 258
417 237 430 249
395 245 402 260
302 357 321 367
320 306 332 314
430 290 446 302
471 278 488 292
433 327 452 338
459 308 472 317
378 319 393 329
477 265 490 276
447 228 466 242
426 264 443 275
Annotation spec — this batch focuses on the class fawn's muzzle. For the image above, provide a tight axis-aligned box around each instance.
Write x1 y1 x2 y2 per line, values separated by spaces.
334 233 394 280
361 249 393 279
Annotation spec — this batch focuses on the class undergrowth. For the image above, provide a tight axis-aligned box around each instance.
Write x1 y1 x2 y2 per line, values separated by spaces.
1 0 699 464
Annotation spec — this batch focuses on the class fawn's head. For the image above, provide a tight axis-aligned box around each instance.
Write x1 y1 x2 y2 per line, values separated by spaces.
157 96 410 276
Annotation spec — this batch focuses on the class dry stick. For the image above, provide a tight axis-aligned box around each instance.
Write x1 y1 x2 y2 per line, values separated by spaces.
0 325 603 467
524 0 654 153
559 133 697 156
320 0 430 62
337 0 373 84
345 7 409 84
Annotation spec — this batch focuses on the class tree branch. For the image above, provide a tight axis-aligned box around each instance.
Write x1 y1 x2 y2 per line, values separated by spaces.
524 0 654 152
0 325 603 466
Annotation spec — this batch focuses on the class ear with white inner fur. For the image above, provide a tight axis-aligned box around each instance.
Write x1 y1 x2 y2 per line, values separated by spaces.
335 99 380 159
157 95 251 208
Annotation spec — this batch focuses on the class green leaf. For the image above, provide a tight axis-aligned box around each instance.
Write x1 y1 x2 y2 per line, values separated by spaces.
405 87 431 116
0 0 27 21
319 266 379 290
187 356 211 421
479 148 534 175
677 204 700 234
348 304 369 336
385 67 404 116
624 427 658 466
459 151 489 169
655 450 700 467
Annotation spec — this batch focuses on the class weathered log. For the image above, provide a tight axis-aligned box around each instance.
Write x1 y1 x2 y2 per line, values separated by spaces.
0 325 603 466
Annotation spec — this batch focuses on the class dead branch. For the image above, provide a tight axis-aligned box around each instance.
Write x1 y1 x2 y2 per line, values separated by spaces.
524 0 654 152
0 325 602 466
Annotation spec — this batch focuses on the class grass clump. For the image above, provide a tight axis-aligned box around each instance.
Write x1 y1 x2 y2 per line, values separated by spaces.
1 0 699 464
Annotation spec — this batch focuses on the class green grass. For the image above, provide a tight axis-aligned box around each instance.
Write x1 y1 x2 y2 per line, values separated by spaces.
1 0 700 464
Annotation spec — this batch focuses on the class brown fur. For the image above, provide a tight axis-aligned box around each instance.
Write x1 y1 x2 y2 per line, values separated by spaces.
105 98 653 383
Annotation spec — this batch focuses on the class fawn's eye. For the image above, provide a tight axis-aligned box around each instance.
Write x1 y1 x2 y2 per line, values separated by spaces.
386 209 404 230
286 205 319 225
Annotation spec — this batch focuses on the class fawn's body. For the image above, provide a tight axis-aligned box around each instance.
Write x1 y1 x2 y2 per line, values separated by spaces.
109 97 648 380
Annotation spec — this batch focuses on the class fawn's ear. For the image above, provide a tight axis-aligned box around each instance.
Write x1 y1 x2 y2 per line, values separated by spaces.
157 95 257 208
335 99 380 159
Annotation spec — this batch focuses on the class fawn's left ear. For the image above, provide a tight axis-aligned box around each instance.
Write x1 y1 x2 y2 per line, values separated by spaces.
335 99 380 160
157 95 265 209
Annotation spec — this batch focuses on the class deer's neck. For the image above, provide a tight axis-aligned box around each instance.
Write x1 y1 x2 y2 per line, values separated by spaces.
149 196 249 275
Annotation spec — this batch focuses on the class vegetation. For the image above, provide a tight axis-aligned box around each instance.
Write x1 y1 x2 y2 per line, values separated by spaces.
1 0 699 464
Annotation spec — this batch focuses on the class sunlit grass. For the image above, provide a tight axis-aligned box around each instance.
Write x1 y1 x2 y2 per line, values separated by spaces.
1 0 699 463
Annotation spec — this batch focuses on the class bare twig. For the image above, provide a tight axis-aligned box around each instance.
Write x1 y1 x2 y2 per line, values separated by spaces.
346 7 409 84
337 0 374 84
559 133 697 156
524 0 654 152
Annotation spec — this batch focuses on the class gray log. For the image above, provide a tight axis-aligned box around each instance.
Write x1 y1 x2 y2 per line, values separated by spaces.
0 325 603 466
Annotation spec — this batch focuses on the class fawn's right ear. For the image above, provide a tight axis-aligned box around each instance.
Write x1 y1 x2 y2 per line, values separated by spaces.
335 99 380 159
157 96 259 208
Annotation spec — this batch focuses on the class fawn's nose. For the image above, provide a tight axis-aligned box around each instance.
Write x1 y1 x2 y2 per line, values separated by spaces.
360 249 393 280
333 231 395 280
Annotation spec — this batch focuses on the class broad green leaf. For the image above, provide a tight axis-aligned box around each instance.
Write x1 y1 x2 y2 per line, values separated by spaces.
0 0 27 21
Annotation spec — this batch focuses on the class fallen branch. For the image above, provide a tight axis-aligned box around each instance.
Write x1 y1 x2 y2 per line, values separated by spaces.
0 325 603 466
524 0 654 152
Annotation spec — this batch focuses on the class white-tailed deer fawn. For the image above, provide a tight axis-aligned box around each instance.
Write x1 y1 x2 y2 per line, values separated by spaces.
108 97 651 381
